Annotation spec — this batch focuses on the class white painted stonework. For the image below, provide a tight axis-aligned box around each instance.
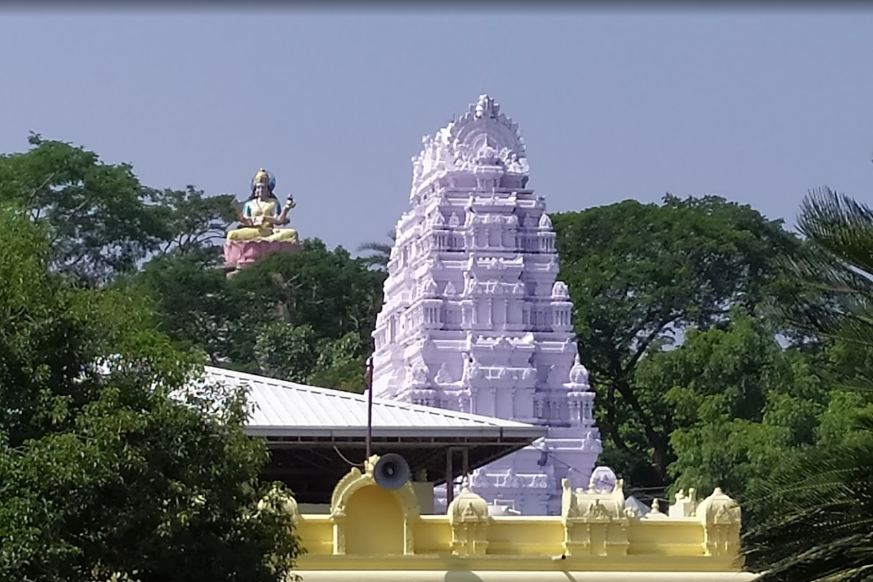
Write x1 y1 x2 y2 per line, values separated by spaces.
371 95 603 515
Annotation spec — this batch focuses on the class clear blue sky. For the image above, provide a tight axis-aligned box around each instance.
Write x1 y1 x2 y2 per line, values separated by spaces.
2 9 872 253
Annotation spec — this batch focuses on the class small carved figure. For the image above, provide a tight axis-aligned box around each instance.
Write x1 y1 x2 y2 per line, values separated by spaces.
411 364 429 384
461 352 482 382
434 363 453 384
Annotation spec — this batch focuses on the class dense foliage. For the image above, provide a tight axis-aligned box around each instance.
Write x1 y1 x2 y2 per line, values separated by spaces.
126 239 383 392
740 189 873 582
0 208 300 581
551 195 804 489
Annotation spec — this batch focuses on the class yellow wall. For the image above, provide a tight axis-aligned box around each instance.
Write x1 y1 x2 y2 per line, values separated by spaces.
286 457 755 582
294 572 756 582
344 485 404 555
296 515 741 562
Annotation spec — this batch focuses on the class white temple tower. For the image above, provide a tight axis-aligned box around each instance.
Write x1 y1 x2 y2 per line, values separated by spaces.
371 95 602 515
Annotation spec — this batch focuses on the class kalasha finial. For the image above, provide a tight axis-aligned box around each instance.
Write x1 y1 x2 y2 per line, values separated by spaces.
474 94 499 119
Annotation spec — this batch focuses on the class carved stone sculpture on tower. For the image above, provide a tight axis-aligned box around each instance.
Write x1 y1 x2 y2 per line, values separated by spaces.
223 168 300 272
371 95 605 515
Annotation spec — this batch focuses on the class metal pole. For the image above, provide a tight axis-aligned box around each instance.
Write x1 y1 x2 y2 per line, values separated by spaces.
365 355 374 461
446 448 455 508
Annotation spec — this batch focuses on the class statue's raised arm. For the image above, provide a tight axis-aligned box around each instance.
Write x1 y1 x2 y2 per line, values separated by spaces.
223 168 300 273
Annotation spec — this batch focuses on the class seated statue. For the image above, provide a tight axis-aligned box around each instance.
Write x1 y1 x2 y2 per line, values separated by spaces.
226 168 298 244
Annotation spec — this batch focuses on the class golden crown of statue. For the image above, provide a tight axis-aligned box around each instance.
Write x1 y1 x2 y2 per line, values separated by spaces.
250 168 278 193
253 168 271 186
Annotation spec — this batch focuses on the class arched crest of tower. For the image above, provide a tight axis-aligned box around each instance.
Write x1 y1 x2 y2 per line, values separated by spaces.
410 94 530 203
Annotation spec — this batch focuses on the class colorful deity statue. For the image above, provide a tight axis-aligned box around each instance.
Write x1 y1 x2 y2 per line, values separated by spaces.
223 169 300 272
227 168 298 244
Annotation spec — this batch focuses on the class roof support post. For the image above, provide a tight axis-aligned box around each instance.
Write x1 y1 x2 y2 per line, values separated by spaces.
446 447 455 508
365 356 374 460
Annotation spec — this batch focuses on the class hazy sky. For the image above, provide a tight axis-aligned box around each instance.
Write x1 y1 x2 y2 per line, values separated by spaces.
2 9 872 253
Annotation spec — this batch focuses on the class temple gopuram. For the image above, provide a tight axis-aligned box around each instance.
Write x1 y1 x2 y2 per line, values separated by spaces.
371 95 603 515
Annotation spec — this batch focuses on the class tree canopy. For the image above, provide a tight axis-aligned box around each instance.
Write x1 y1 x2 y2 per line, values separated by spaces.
127 239 384 391
551 195 803 489
0 207 301 582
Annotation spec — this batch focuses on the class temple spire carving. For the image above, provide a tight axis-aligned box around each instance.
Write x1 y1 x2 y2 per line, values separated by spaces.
372 95 604 515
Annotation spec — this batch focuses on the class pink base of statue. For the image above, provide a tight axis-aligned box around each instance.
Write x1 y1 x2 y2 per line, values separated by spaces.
223 240 300 271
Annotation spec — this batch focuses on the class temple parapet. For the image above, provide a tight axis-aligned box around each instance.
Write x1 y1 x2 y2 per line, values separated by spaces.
560 473 630 557
288 457 752 581
696 487 743 558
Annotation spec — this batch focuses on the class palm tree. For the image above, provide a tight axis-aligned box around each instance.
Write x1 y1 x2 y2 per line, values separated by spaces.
744 412 873 581
357 229 396 271
742 188 873 582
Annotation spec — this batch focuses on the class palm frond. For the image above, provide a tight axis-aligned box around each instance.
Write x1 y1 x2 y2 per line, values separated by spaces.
356 230 396 271
798 188 873 278
775 190 873 347
745 186 873 581
743 411 873 581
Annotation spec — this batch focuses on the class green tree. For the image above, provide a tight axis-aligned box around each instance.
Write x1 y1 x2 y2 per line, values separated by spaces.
638 315 825 499
253 322 368 392
123 251 249 367
742 188 873 582
255 324 320 383
307 331 369 393
0 135 169 284
228 239 384 357
0 136 237 284
551 195 801 487
0 207 301 582
149 185 237 258
131 238 384 388
743 412 873 581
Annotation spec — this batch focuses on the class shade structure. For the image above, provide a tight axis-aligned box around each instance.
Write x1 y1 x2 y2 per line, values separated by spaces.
202 367 547 503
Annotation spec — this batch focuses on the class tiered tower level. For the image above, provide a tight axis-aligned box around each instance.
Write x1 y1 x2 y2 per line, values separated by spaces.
372 95 602 515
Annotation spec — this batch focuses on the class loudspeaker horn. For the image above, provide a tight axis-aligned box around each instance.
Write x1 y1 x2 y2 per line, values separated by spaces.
373 453 411 491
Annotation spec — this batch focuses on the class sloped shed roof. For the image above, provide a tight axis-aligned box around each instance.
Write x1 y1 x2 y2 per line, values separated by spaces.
201 366 546 503
204 366 544 439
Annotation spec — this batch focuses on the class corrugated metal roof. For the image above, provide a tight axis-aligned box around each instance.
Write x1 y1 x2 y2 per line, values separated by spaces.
202 366 546 440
